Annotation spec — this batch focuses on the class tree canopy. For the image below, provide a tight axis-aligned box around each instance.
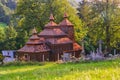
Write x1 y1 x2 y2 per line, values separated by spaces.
77 0 120 53
0 0 120 54
14 0 86 48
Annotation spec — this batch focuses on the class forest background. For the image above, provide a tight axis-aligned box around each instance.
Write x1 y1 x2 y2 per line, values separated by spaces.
0 0 120 54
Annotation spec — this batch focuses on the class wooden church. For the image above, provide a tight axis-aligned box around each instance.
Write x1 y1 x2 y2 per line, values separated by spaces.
17 13 82 62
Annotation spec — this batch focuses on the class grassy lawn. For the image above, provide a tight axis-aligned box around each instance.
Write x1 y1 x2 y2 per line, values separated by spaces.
0 59 120 80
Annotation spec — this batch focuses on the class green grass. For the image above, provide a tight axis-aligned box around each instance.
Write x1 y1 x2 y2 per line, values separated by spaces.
0 59 120 80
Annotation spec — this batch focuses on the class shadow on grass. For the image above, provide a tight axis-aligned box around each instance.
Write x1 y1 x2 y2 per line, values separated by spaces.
0 61 45 67
0 59 120 80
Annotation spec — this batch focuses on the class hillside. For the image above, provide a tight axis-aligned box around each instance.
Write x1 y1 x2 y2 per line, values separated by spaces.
0 59 120 80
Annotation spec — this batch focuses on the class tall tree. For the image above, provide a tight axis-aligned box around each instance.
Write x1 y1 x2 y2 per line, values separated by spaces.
0 27 6 43
78 0 120 53
14 0 86 48
0 26 17 51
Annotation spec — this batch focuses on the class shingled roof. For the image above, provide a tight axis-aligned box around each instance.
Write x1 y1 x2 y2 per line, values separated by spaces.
17 28 50 53
45 14 58 28
59 13 73 26
73 43 82 51
39 14 67 38
38 28 67 37
46 37 73 44
17 44 50 53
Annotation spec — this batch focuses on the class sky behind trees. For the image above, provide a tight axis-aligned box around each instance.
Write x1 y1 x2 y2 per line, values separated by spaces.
75 0 81 2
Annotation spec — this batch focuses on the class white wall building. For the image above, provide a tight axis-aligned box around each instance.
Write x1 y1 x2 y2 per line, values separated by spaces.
2 50 16 63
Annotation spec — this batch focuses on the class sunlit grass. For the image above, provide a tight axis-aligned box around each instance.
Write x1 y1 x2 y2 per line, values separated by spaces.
0 62 55 75
55 67 120 80
0 66 40 75
0 59 120 80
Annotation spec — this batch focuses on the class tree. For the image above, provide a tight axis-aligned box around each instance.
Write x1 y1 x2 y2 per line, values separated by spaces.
77 0 120 53
91 0 120 52
14 0 86 48
77 0 96 53
0 26 17 51
4 26 17 50
0 23 6 51
0 27 6 42
0 54 4 65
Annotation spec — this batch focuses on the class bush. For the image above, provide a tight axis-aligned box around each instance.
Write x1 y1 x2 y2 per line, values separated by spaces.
1 61 45 67
0 54 4 61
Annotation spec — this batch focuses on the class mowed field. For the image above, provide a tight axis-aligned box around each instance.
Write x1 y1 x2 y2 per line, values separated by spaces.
0 59 120 80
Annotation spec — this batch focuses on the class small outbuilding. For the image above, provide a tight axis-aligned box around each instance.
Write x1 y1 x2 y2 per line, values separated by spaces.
2 50 16 63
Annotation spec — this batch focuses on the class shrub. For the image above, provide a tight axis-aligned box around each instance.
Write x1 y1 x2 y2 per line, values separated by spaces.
1 61 44 67
0 54 4 61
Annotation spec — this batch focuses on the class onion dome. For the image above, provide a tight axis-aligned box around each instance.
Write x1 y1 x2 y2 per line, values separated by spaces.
45 14 58 28
59 12 73 26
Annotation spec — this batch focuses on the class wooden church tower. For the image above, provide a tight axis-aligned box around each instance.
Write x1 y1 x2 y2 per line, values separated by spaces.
17 13 82 62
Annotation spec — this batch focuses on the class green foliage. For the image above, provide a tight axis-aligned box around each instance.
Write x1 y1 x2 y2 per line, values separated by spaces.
0 0 16 24
0 27 6 42
3 26 17 50
0 25 17 51
1 61 44 67
14 0 86 45
84 36 96 53
0 59 120 80
5 26 17 40
0 54 4 61
0 23 7 49
77 0 120 52
15 31 29 48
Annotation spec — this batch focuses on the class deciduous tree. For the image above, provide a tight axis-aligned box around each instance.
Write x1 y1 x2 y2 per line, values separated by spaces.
78 0 120 53
14 0 86 48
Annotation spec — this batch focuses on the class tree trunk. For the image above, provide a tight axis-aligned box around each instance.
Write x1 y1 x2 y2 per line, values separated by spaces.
105 0 111 53
0 60 4 65
1 60 3 65
106 25 111 53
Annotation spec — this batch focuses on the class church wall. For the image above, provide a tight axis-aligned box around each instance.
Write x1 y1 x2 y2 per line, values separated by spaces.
49 43 73 61
17 52 49 62
59 25 74 41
